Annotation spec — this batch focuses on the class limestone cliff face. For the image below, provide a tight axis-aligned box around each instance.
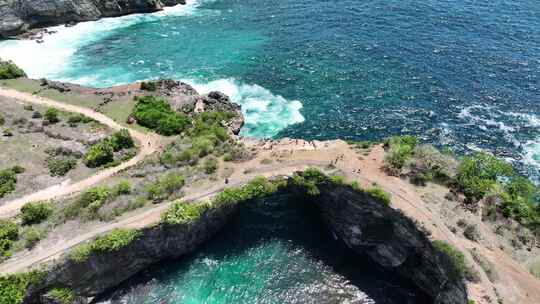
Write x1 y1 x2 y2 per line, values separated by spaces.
0 0 186 38
313 184 468 304
24 203 238 303
23 181 467 304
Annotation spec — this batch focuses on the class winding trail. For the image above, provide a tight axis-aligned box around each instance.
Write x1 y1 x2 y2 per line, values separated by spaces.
0 87 161 218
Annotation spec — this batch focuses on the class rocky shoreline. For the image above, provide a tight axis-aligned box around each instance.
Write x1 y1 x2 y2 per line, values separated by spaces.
0 0 187 38
21 177 467 304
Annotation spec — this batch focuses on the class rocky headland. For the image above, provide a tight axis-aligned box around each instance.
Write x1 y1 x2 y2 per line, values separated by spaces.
0 0 187 38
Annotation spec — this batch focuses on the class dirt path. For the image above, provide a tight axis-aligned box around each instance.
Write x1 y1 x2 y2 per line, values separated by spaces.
0 87 161 218
0 159 329 274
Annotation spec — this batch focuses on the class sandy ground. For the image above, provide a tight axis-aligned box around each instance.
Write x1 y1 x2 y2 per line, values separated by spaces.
0 88 538 304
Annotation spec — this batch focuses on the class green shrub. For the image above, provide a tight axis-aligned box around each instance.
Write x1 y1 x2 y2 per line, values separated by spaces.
0 270 45 304
0 59 26 79
156 114 190 136
203 157 218 174
22 227 46 249
291 168 327 196
44 108 60 124
64 186 111 219
366 186 392 206
0 114 4 126
161 201 210 225
47 156 77 176
109 129 134 151
131 96 190 135
0 169 17 199
0 220 19 258
212 176 284 207
146 172 185 203
113 180 132 195
456 152 513 200
69 229 140 262
384 135 419 170
20 201 53 225
23 105 33 111
47 288 75 304
84 141 114 168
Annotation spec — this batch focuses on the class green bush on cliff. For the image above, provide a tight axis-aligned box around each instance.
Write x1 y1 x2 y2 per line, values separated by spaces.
456 152 513 200
0 59 26 79
212 176 285 207
384 135 418 170
69 229 140 262
366 185 392 206
432 240 468 281
132 96 190 135
0 270 46 304
161 201 210 225
20 201 53 225
47 287 75 304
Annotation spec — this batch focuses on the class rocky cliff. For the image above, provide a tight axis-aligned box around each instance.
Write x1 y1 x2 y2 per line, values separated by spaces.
22 179 467 304
313 184 468 304
0 0 186 38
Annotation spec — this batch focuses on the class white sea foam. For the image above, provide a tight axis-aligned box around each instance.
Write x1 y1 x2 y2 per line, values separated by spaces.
188 78 305 138
0 0 201 79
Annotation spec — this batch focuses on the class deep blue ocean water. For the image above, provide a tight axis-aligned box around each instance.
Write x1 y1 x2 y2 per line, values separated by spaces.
0 0 539 180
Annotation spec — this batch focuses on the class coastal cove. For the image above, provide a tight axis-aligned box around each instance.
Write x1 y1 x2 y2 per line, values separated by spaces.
1 0 540 303
0 0 540 181
20 176 466 304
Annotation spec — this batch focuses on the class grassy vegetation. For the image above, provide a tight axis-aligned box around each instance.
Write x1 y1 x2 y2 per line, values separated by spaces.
47 156 77 177
132 96 190 135
365 185 392 206
161 201 210 225
0 166 24 198
0 270 46 304
383 136 540 234
432 240 480 282
20 201 53 225
146 172 185 203
63 182 132 221
69 229 140 262
47 288 75 304
0 59 26 79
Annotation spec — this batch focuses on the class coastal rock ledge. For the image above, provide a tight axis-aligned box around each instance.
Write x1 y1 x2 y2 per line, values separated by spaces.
0 0 187 38
23 181 467 304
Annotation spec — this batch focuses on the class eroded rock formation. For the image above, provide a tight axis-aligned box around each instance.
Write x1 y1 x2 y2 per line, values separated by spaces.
0 0 186 38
